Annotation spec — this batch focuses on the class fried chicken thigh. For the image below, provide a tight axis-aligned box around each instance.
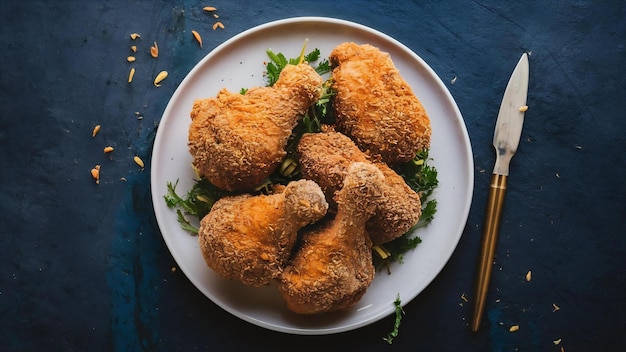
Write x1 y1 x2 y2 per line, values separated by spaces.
278 162 384 314
189 63 323 191
297 130 422 245
330 42 431 164
198 179 328 287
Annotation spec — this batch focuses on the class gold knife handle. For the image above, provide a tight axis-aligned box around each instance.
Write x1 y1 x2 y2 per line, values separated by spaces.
470 173 508 332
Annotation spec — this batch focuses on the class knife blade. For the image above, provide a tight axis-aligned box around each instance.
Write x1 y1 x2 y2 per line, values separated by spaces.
471 53 529 332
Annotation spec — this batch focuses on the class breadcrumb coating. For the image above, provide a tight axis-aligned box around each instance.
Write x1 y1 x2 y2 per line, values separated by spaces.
330 42 431 164
278 162 383 314
188 63 323 191
298 130 422 245
198 179 328 287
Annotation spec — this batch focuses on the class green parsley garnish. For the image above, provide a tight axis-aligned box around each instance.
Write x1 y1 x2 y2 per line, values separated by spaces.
164 178 227 234
265 44 331 86
383 294 404 344
394 149 439 201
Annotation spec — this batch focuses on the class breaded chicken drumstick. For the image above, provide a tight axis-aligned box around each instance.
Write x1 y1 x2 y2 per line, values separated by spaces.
198 179 328 287
298 129 422 246
330 42 431 164
278 162 384 314
189 63 323 191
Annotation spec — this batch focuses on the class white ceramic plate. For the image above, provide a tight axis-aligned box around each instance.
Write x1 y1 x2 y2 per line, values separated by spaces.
151 17 473 335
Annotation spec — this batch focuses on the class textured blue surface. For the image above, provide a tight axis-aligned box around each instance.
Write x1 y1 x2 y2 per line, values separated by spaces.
1 1 625 351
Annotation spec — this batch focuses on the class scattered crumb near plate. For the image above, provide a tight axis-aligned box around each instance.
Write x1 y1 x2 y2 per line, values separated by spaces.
460 293 469 302
509 325 520 332
553 338 562 345
525 270 532 281
552 303 560 312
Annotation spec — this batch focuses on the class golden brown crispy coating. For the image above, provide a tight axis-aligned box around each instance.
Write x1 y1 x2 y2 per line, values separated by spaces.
330 42 431 164
188 64 323 191
278 162 384 314
297 130 422 245
198 179 328 287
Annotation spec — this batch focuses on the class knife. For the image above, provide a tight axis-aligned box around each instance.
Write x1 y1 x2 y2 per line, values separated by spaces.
470 53 529 332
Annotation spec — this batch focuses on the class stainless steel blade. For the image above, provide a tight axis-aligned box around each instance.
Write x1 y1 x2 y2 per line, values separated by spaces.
492 53 529 176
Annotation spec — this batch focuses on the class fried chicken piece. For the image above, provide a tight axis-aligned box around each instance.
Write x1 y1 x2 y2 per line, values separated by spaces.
188 63 323 191
278 162 384 314
330 42 431 164
198 179 328 287
297 130 422 245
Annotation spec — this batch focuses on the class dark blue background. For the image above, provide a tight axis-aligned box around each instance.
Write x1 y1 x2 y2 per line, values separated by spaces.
1 1 625 351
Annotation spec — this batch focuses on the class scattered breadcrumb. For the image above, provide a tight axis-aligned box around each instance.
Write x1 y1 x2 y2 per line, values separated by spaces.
130 45 137 53
127 56 136 62
92 125 101 137
151 41 159 58
509 325 519 332
212 21 224 30
103 146 114 153
525 270 532 281
552 303 560 312
553 338 562 345
130 33 141 40
133 155 144 168
153 71 168 87
134 156 145 168
203 6 217 12
128 67 135 83
90 165 101 184
518 105 529 112
192 30 202 47
460 293 469 302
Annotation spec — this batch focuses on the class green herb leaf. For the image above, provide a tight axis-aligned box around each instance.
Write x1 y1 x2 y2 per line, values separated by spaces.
314 59 331 75
304 48 321 62
265 46 332 86
416 199 437 228
393 149 439 199
163 178 226 234
176 209 199 234
383 294 404 344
